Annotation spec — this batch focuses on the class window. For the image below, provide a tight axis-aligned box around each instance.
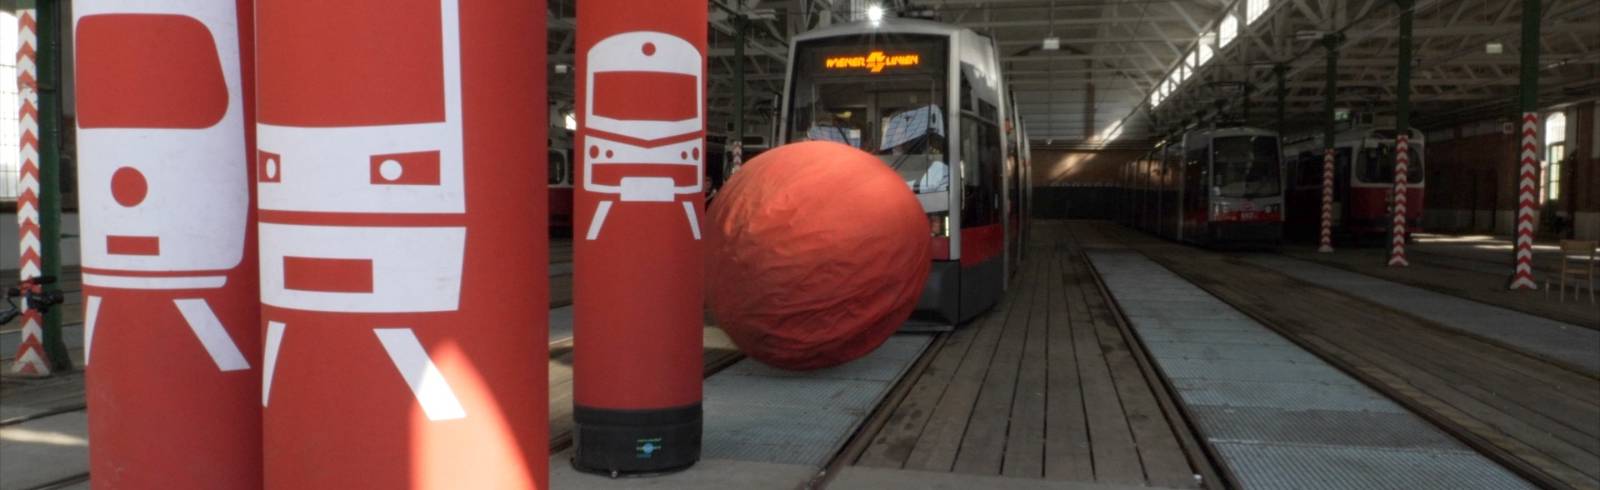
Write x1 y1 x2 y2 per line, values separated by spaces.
959 116 1001 226
1197 43 1214 67
1 12 18 202
548 150 568 185
1247 0 1270 25
1544 112 1567 203
1212 135 1282 198
1219 16 1239 48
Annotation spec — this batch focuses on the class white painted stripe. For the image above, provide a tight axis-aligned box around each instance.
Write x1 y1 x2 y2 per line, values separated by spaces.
19 233 40 253
84 296 101 365
173 299 250 372
83 274 227 290
10 349 47 374
262 322 285 406
374 328 466 421
20 263 40 279
682 201 701 240
586 200 613 241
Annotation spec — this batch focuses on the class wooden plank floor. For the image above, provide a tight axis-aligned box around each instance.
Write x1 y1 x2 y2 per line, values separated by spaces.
852 226 1202 488
1086 221 1600 490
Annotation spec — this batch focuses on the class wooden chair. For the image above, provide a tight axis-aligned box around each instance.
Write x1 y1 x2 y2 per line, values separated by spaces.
1557 240 1597 304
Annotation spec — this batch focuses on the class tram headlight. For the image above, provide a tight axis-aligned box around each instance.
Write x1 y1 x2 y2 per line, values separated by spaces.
928 212 949 237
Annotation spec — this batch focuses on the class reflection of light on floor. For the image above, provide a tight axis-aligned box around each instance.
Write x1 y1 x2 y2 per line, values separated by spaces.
1413 233 1496 243
0 427 88 447
1470 244 1562 252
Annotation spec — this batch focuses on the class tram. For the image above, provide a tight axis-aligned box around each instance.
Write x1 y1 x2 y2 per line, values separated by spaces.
1123 126 1285 246
780 17 1030 326
549 130 574 231
1282 127 1426 242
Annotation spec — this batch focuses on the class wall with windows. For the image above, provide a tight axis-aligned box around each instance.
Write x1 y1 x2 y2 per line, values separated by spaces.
1421 101 1599 240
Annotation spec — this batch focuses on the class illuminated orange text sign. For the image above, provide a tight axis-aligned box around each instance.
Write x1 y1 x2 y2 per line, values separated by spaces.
824 51 920 73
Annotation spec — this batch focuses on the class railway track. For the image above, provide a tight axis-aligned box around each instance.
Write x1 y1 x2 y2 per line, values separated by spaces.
1089 222 1600 490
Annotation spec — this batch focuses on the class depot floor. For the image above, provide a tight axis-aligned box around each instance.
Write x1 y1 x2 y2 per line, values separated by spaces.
2 222 1596 489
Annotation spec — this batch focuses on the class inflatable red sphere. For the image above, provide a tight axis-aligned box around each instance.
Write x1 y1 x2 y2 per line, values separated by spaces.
706 141 931 370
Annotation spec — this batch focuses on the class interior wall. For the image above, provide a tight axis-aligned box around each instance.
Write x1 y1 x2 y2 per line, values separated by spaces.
1028 148 1144 219
1423 101 1599 240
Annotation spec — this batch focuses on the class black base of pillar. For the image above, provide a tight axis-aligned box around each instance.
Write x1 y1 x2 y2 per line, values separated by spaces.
571 403 701 476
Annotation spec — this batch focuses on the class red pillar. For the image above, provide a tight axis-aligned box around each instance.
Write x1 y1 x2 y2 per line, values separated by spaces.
255 1 549 488
572 0 707 475
74 1 261 487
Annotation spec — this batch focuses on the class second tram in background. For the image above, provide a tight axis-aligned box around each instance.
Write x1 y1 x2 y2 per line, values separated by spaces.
549 129 575 231
781 17 1031 328
1281 126 1425 242
1121 126 1285 246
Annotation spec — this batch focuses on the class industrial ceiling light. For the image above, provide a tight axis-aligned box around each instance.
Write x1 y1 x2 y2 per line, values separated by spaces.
866 4 885 25
1485 41 1504 54
1042 36 1061 51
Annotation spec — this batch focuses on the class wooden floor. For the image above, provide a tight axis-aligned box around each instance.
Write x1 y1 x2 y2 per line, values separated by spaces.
1086 222 1600 490
850 225 1205 488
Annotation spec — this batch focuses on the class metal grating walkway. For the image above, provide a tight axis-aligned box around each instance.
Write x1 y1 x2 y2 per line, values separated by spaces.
1243 255 1599 374
1088 251 1534 490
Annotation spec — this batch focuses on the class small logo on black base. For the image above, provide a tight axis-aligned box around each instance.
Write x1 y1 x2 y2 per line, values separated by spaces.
636 438 663 459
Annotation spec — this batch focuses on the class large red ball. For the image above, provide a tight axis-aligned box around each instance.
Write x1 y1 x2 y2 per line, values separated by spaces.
706 141 931 370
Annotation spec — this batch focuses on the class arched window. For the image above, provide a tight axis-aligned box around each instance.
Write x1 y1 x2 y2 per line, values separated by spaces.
1542 112 1567 204
1247 0 1271 25
1219 16 1239 48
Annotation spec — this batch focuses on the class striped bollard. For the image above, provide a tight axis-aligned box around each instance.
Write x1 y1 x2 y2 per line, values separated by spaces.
1388 134 1410 267
9 7 49 376
1319 148 1334 253
1509 112 1539 290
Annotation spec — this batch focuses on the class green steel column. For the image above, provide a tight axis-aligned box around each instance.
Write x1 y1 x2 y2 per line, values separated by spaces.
1322 35 1340 156
1388 0 1414 267
1508 0 1541 289
1242 83 1252 123
37 0 69 371
1394 0 1413 135
733 16 746 147
1275 64 1287 134
1318 34 1341 253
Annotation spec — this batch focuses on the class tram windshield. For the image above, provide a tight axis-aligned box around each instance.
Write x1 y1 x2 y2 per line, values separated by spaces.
1211 135 1282 198
1358 142 1425 184
787 33 951 194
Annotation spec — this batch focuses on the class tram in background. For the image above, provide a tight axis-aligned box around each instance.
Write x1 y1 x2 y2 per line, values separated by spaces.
1282 127 1425 242
1122 126 1285 246
780 17 1030 327
549 129 575 231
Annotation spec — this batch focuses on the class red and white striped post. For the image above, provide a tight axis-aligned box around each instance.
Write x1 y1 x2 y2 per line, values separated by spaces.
1387 134 1410 266
1509 112 1539 290
1319 148 1334 253
9 7 49 376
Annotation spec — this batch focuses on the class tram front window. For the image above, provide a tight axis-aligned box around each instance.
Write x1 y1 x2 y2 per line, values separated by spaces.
1211 135 1282 198
1357 143 1425 185
787 33 950 194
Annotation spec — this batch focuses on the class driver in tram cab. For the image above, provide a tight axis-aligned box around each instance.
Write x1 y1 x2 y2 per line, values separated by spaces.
902 136 947 195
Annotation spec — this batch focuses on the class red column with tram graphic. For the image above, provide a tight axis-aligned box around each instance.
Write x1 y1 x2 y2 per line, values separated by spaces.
255 0 548 488
74 1 262 487
572 0 706 475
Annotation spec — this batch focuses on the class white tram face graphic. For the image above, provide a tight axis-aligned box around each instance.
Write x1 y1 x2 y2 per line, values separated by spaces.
583 31 704 202
255 0 466 313
74 3 248 284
